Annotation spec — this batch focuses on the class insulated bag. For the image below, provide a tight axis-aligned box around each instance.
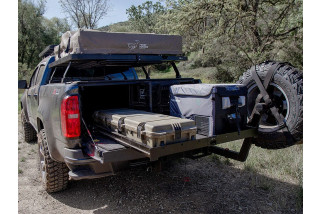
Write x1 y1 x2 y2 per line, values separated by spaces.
170 84 248 136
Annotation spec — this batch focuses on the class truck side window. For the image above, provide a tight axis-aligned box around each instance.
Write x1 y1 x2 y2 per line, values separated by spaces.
35 65 46 85
29 67 39 87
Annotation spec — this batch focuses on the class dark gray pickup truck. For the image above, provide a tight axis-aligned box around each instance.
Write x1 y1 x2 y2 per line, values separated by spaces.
19 40 302 193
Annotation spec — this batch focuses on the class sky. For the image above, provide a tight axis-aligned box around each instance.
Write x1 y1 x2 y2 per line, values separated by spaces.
44 0 161 28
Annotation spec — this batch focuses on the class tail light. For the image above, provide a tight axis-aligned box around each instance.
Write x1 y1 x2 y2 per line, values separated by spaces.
61 95 81 138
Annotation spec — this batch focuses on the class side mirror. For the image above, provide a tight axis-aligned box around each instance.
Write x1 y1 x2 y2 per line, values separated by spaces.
18 80 28 89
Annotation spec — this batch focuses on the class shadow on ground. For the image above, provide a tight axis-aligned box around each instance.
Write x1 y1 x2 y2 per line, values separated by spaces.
50 158 302 214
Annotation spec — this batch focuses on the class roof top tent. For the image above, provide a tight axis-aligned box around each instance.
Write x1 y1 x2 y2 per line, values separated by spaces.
45 29 187 81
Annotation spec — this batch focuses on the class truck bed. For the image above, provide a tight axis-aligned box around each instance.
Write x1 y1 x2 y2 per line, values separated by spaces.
78 78 199 123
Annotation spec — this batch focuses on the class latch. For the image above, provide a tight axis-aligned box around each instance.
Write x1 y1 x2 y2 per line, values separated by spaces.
118 117 125 132
137 122 146 138
173 123 182 140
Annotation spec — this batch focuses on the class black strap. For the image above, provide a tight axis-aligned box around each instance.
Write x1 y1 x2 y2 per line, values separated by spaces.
58 45 61 58
248 93 263 122
65 37 71 53
263 63 281 89
249 64 285 126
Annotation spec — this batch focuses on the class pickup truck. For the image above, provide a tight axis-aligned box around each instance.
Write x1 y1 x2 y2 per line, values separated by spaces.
18 34 302 193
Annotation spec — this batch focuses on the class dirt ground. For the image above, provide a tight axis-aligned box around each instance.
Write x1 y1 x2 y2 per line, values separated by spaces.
18 116 302 214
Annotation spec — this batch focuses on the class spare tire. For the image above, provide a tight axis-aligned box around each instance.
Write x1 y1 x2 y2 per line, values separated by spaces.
237 61 303 149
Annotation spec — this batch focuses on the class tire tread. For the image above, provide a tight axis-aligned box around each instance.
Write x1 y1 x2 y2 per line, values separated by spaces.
38 129 69 193
21 111 37 143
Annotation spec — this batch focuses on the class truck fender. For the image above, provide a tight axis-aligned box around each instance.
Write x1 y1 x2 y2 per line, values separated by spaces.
37 109 65 163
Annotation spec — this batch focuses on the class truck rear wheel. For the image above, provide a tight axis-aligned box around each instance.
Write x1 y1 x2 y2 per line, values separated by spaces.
38 129 69 193
21 110 37 143
237 61 303 149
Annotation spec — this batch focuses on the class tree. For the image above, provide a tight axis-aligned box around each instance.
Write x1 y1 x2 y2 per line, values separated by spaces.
126 1 165 33
59 0 110 29
156 0 302 81
19 0 71 77
43 17 71 44
18 0 46 67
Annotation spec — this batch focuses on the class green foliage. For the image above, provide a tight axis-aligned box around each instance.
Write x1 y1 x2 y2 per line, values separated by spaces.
18 0 71 69
43 17 71 45
18 0 46 68
154 0 303 82
98 21 133 32
18 62 33 81
126 1 166 33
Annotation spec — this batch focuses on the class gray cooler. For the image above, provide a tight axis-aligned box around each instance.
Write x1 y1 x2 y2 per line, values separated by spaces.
170 84 248 136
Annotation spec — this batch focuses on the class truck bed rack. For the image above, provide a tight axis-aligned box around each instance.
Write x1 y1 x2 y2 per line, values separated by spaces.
49 54 187 68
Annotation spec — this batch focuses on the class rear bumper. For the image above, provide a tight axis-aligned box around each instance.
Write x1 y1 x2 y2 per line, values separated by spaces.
63 147 144 180
64 148 97 165
64 148 116 180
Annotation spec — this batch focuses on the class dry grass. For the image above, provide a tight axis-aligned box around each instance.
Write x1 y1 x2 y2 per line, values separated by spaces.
211 140 303 208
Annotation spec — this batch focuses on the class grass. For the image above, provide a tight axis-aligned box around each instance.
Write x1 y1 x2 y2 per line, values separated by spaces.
21 157 26 162
211 140 303 207
213 140 303 183
18 169 23 174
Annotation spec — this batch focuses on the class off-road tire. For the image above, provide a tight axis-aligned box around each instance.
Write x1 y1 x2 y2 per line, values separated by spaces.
21 110 37 143
38 129 69 193
237 61 303 149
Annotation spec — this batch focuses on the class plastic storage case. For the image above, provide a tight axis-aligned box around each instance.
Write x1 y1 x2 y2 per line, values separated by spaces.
93 109 197 148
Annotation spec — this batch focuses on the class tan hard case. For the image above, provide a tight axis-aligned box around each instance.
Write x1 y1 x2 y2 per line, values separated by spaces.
93 109 197 148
